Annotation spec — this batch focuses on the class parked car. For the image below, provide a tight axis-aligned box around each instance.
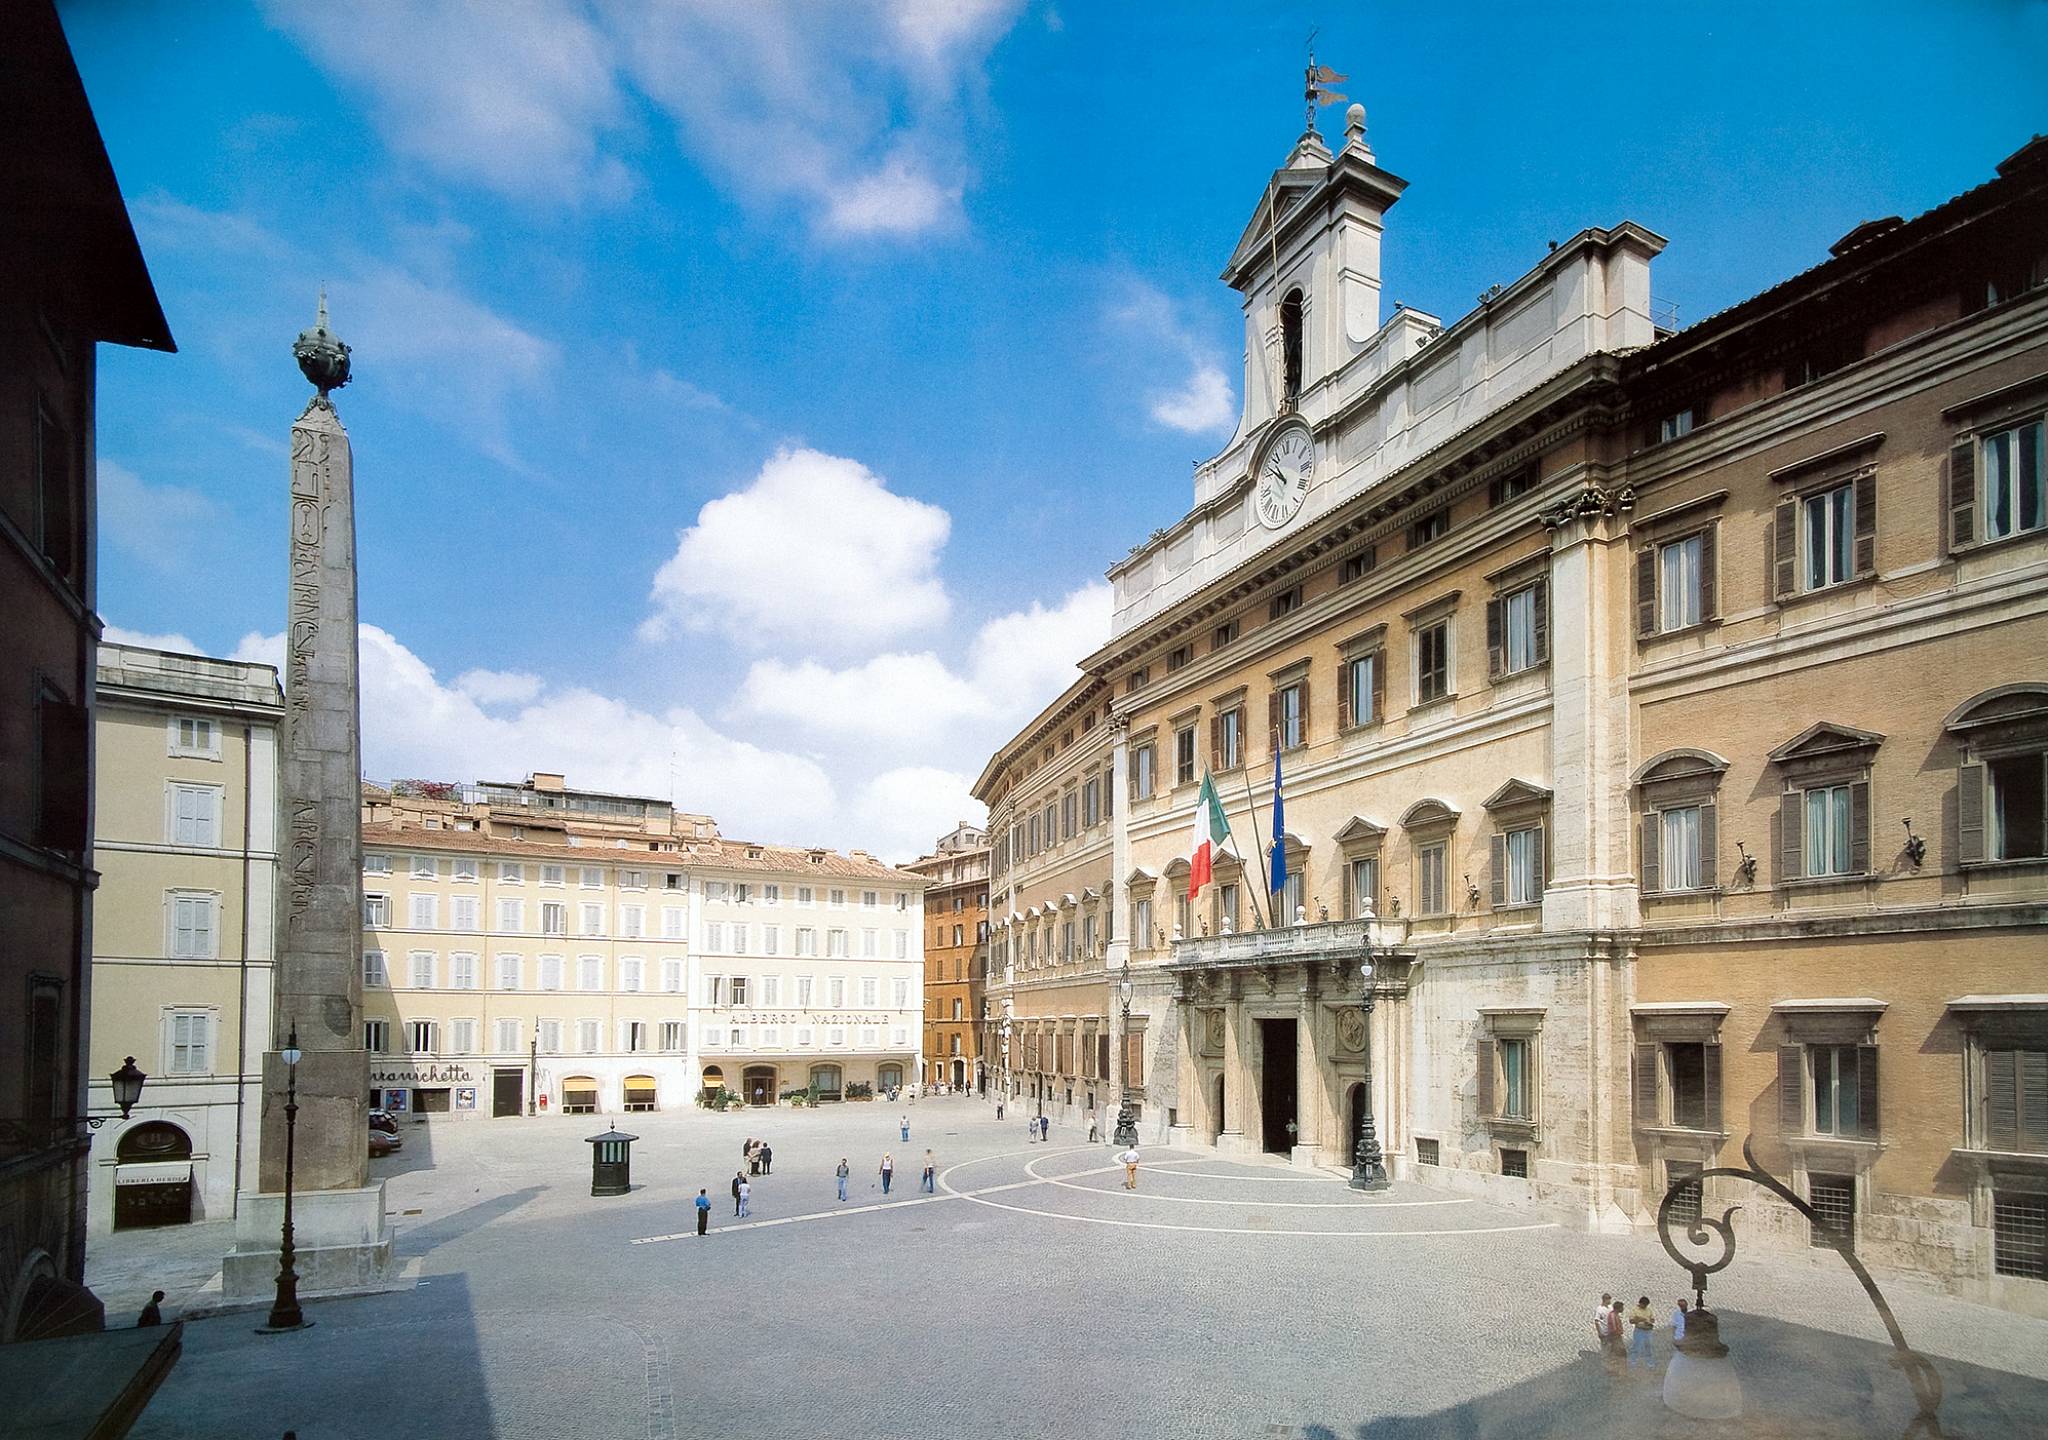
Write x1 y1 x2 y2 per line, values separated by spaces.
368 1126 402 1157
369 1109 399 1135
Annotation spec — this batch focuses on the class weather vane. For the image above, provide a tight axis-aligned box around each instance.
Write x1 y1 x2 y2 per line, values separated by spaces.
1304 30 1347 135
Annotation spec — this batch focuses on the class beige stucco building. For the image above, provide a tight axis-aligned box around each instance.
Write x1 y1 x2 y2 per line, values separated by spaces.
981 114 2048 1307
359 773 925 1116
86 644 282 1236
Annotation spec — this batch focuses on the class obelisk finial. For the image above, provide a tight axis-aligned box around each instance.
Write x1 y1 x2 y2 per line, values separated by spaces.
293 287 352 409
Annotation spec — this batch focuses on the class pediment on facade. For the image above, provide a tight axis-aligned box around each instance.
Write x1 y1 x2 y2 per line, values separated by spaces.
1275 829 1310 856
1162 856 1191 879
1767 721 1886 766
1061 892 1078 909
1332 815 1386 846
1398 798 1460 830
1225 171 1323 277
1944 684 2048 735
1125 866 1157 886
1481 779 1554 812
1025 905 1042 920
1080 887 1101 904
1630 748 1731 787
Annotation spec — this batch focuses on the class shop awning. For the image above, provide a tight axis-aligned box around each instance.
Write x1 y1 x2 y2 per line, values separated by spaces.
114 1162 192 1187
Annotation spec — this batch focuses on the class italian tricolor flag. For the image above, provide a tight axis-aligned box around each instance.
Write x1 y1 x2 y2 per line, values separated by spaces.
1188 772 1232 899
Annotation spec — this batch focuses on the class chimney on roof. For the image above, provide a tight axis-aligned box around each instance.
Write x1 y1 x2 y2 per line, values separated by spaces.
530 772 565 792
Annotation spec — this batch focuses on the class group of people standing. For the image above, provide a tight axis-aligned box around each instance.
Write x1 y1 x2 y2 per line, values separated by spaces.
1595 1292 1690 1373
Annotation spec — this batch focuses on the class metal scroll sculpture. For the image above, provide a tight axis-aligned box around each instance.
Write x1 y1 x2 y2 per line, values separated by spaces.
1656 1136 1945 1438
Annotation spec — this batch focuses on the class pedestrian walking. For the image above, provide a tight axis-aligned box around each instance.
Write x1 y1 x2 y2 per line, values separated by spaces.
921 1149 936 1193
836 1158 850 1201
1088 1119 1100 1143
1119 1146 1141 1190
731 1171 744 1216
1039 1114 1050 1142
1593 1292 1612 1347
996 1099 1005 1121
695 1188 710 1235
1671 1297 1689 1346
1626 1296 1655 1370
136 1290 165 1327
880 1153 895 1195
737 1177 752 1218
1600 1298 1625 1375
1026 1117 1037 1144
900 1114 911 1142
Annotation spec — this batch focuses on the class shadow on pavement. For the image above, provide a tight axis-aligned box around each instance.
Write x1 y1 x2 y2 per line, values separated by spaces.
394 1186 542 1261
1301 1311 2048 1439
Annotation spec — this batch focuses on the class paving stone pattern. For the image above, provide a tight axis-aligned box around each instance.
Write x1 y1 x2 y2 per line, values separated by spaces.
96 1097 2048 1439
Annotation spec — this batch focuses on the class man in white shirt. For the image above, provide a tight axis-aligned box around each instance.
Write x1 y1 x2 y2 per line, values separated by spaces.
1118 1147 1141 1190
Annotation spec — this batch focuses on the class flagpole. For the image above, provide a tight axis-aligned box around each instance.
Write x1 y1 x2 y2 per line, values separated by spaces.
1239 745 1274 932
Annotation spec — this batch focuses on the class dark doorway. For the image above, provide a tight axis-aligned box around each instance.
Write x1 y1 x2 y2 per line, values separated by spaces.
114 1122 193 1230
1211 1072 1225 1139
743 1066 776 1106
493 1068 523 1118
1259 1018 1299 1154
1346 1082 1365 1165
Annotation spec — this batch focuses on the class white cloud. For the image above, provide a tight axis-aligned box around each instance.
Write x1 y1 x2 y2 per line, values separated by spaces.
642 447 951 650
857 766 982 862
261 0 632 205
104 624 202 655
1149 363 1235 433
1109 278 1239 437
455 668 544 706
97 461 220 572
822 150 963 238
233 624 839 844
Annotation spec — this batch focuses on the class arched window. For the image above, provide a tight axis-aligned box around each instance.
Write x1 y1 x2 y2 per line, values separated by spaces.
1280 289 1305 409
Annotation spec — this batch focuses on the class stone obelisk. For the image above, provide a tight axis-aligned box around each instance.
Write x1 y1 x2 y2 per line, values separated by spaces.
226 295 391 1297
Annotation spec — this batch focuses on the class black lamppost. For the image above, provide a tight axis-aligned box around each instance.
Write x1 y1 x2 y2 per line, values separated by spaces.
1112 974 1139 1147
109 1056 147 1120
528 1025 539 1117
1350 919 1389 1191
262 1021 307 1332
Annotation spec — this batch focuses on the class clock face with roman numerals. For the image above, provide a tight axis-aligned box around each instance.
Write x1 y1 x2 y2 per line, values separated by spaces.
1256 425 1315 530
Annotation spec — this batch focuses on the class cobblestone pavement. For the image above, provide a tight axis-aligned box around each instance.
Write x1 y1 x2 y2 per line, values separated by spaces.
96 1096 2048 1439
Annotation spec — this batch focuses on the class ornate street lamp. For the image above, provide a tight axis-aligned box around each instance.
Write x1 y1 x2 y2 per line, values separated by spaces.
109 1056 147 1120
262 1021 308 1332
1112 974 1139 1147
1349 906 1390 1191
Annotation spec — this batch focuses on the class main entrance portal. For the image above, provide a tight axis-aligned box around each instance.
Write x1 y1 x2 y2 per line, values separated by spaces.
1258 1018 1298 1154
492 1067 523 1118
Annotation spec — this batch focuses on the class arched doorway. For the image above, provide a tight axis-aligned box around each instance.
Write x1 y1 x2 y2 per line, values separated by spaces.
877 1063 904 1094
623 1075 658 1112
951 1059 966 1089
743 1066 777 1106
699 1066 725 1104
562 1076 599 1114
809 1064 843 1102
114 1122 193 1229
1345 1082 1365 1164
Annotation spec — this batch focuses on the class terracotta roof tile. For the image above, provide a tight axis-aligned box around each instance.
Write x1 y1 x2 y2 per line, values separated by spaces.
360 822 927 886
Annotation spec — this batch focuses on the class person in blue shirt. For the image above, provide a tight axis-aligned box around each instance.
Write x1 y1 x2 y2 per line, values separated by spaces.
694 1188 710 1236
836 1158 850 1201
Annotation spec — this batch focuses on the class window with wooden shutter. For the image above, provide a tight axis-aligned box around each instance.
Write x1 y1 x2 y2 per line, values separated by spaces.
1698 524 1718 621
1848 779 1871 875
1857 1043 1881 1139
1475 1036 1495 1119
1486 595 1504 679
1853 471 1877 576
1702 1041 1723 1130
1632 1044 1660 1128
1489 832 1506 908
1779 1044 1806 1135
1635 546 1657 638
1957 762 1987 864
1987 1049 2019 1151
1772 497 1798 600
1531 580 1548 664
1779 791 1804 882
1336 659 1352 730
1639 813 1660 893
1949 437 1977 549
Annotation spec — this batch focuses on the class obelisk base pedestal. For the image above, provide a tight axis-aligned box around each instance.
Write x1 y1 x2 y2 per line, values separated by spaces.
222 1183 392 1300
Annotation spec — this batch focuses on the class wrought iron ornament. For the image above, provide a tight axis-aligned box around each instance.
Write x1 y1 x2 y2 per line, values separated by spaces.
1656 1136 1944 1437
292 289 351 408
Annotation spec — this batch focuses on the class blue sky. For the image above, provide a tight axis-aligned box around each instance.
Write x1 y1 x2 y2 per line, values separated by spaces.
67 1 2047 858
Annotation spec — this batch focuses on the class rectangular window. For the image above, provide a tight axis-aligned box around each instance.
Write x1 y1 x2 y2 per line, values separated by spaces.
1341 546 1377 584
494 1018 521 1055
579 903 604 936
449 953 478 989
829 929 848 958
621 869 645 890
623 1021 647 1054
1175 726 1197 786
764 883 780 905
1167 643 1192 672
1133 744 1157 800
764 925 782 956
449 1019 477 1054
862 890 879 909
168 1011 211 1074
1218 708 1242 769
452 856 477 882
1499 1038 1531 1119
1660 806 1704 891
168 783 221 846
662 959 683 993
797 886 814 905
412 854 438 879
578 956 602 991
578 1020 600 1054
1659 408 1695 443
1499 1147 1529 1179
661 1021 686 1052
365 1020 390 1054
1219 884 1240 932
1212 618 1238 650
1503 827 1542 906
1345 653 1377 728
1660 534 1704 632
409 895 438 930
1666 1160 1704 1226
580 867 603 889
797 976 814 1008
620 958 643 993
365 853 391 875
1415 619 1451 705
1668 1042 1709 1129
540 902 566 936
1501 585 1539 675
1416 1137 1440 1166
1277 684 1304 750
169 715 220 758
829 976 846 1008
1982 419 2047 541
539 954 563 990
409 1020 438 1055
1269 586 1302 620
620 905 645 939
861 977 880 1008
1419 843 1447 917
893 977 909 1009
540 864 563 886
1126 666 1151 693
500 862 524 884
496 954 520 990
728 975 748 1007
894 930 908 960
1808 1173 1856 1249
363 893 389 928
1134 897 1153 948
1409 510 1449 548
539 1019 562 1053
442 896 473 932
1802 482 1855 590
1987 753 2047 860
829 888 846 907
1347 857 1378 918
760 975 781 1006
797 927 817 957
1983 1048 2048 1152
364 950 388 986
1812 1044 1864 1137
1994 1192 2048 1280
408 951 435 988
1805 784 1854 876
169 892 219 958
